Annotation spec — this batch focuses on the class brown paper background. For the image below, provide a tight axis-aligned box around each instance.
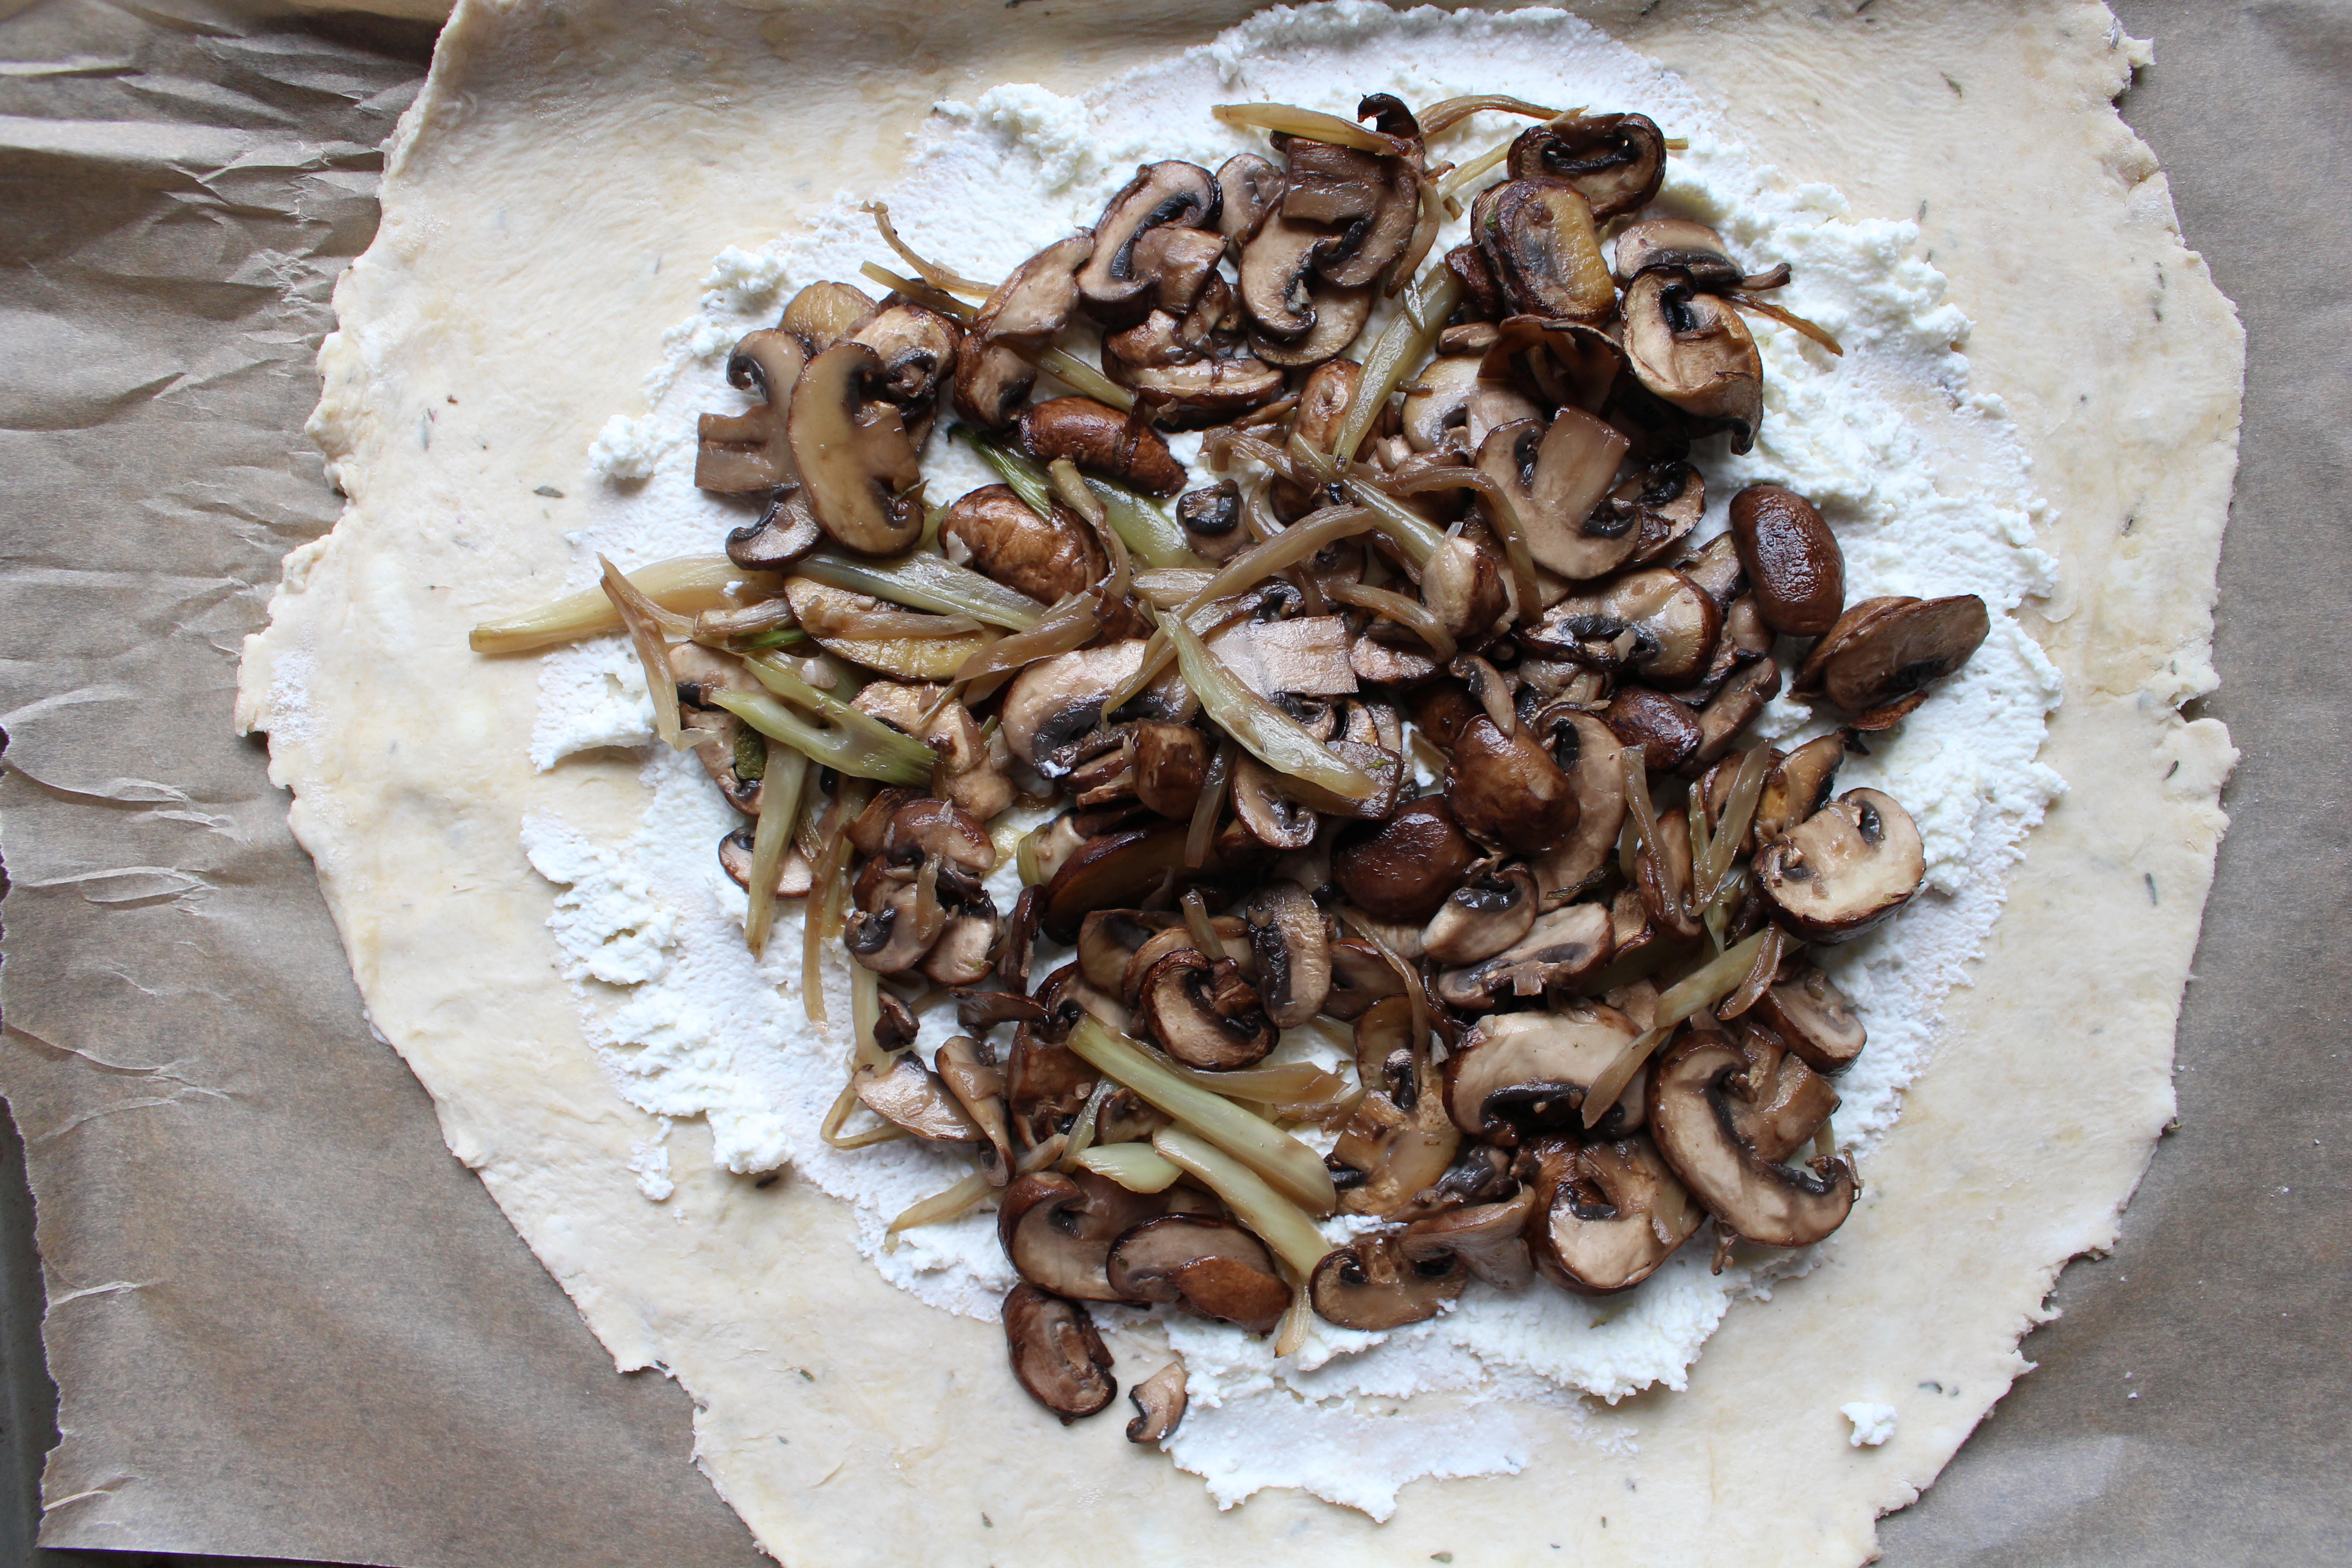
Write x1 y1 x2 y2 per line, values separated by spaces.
0 1 2338 1565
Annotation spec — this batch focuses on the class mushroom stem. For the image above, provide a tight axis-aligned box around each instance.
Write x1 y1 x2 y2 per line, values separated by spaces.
599 555 689 750
795 548 1046 631
1150 1127 1333 1276
885 1168 994 1237
1165 615 1378 803
744 745 810 954
1073 1142 1186 1193
1328 581 1457 660
1580 929 1773 1127
1067 1018 1338 1214
1332 267 1465 462
473 555 776 654
1211 101 1397 154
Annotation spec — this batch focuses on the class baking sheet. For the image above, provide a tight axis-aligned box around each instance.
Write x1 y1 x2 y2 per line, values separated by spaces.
0 1 2338 1565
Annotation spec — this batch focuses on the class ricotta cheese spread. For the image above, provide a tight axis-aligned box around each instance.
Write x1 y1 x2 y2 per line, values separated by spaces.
518 1 2061 1517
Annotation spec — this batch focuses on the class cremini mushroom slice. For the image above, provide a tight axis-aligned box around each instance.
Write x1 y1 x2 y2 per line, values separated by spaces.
1107 1215 1288 1333
1205 614 1358 703
1398 1186 1539 1290
1127 721 1212 818
1563 567 1724 687
1636 806 1701 942
1621 270 1764 453
843 299 962 433
1647 1029 1858 1248
1725 1026 1840 1162
1107 323 1287 424
1077 909 1181 993
1239 209 1339 338
1117 920 1253 1004
1323 936 1409 1020
1135 945 1278 1070
1039 823 1227 943
1332 799 1478 923
1602 686 1703 774
1230 754 1320 851
1475 315 1628 416
843 879 937 975
922 895 1004 986
718 828 813 899
1250 280 1375 368
1215 152 1283 244
1528 706 1626 898
1002 1283 1118 1423
1176 480 1249 562
1309 1230 1466 1330
852 1052 985 1143
940 483 1107 604
1004 1018 1100 1146
881 796 996 877
671 647 767 811
1423 859 1539 965
695 328 806 492
1506 112 1668 220
1755 733 1845 843
1243 879 1333 1028
1434 899 1615 1011
954 233 1094 429
1523 1132 1702 1294
1447 711 1582 856
1691 651 1783 768
1475 410 1637 580
1801 593 1992 727
1401 353 1543 456
1752 962 1869 1074
1478 179 1616 323
1020 396 1187 498
1126 1360 1189 1444
1077 160 1221 318
999 1170 1165 1302
1330 997 1460 1217
1612 217 1741 286
1002 640 1198 771
778 279 879 352
1730 483 1845 635
787 342 926 555
936 1034 1015 1185
1279 114 1421 288
1755 787 1926 942
724 491 825 573
1443 1003 1642 1142
1418 534 1511 646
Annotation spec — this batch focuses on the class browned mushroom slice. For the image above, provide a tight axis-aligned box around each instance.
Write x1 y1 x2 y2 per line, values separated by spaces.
1506 113 1667 220
1473 410 1633 582
1398 1186 1538 1290
1176 480 1247 562
1635 807 1701 942
1077 160 1220 318
1242 880 1331 1028
784 577 990 680
1563 568 1724 688
843 879 936 975
1442 1003 1642 1141
922 895 1004 986
1447 715 1582 858
1752 962 1868 1073
1108 325 1288 425
955 233 1094 428
1238 208 1345 338
1002 640 1197 770
1126 1361 1188 1444
1612 217 1740 287
1423 859 1539 965
1612 459 1707 564
1755 787 1925 942
846 785 926 857
1527 707 1626 899
1417 534 1510 646
1205 614 1359 703
939 483 1105 604
999 1170 1165 1302
787 343 925 555
1128 722 1210 818
1019 396 1185 498
1691 654 1783 769
1725 1025 1841 1162
723 491 824 573
1135 946 1277 1070
1004 1019 1098 1144
1401 354 1543 456
1445 238 1505 319
717 828 812 899
1524 1133 1702 1294
1077 909 1180 992
1648 1029 1857 1247
1309 1231 1466 1330
780 279 879 353
844 300 962 426
1250 281 1375 368
1435 881 1614 998
1602 686 1703 774
1755 733 1846 843
1215 152 1283 244
695 328 805 492
1117 921 1254 1005
1229 755 1320 852
1622 270 1764 453
1477 179 1615 323
1003 1283 1117 1423
1332 799 1478 923
1107 1216 1287 1333
935 1034 1015 1185
1039 823 1229 943
1808 594 1991 727
852 1053 984 1143
1322 936 1408 1020
1330 1014 1460 1220
1730 484 1846 636
1280 129 1421 289
882 797 996 876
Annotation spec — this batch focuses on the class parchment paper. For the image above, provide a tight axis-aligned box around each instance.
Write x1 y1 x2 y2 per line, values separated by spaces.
0 2 2338 1566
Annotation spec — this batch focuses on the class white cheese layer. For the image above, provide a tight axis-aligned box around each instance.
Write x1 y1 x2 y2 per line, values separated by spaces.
519 0 2061 1520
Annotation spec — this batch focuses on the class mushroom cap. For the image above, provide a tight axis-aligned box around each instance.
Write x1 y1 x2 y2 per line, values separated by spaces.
1243 879 1333 1028
955 234 1094 428
1422 860 1539 965
1478 179 1617 323
1039 823 1240 944
1755 787 1926 942
1621 271 1764 453
1229 754 1321 851
1308 1230 1466 1330
1475 409 1639 581
1441 995 1638 1142
1106 1216 1287 1333
724 491 823 573
1752 962 1868 1073
882 798 996 876
1279 132 1421 289
1600 686 1704 774
852 1053 985 1143
1127 721 1212 819
1001 640 1197 769
780 280 880 353
1433 897 1615 1012
1002 1283 1117 1423
921 902 1004 986
1176 480 1246 560
786 342 926 555
843 299 962 409
1690 651 1784 768
1811 594 1990 726
1506 113 1668 220
1611 217 1738 286
1527 706 1627 899
1724 1026 1841 1164
1730 483 1846 636
1402 354 1543 456
717 827 812 899
940 483 1106 605
1125 1360 1189 1444
998 1170 1166 1303
1524 1133 1702 1294
1332 799 1478 923
1646 1029 1858 1248
1446 714 1582 857
1020 396 1187 499
842 879 936 975
1621 461 1709 567
694 328 806 493
1332 1004 1463 1219
1077 160 1220 317
1136 948 1278 1070
1249 281 1375 368
1215 152 1284 244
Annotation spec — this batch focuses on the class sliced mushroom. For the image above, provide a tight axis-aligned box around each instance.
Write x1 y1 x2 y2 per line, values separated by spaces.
1475 411 1637 580
1419 534 1510 645
1230 755 1320 851
1242 879 1332 1028
1754 787 1925 942
922 895 1004 986
1800 594 1991 728
1128 721 1211 818
1447 713 1581 856
1323 936 1408 1019
998 1170 1164 1302
1309 1231 1466 1329
1612 218 1740 287
1077 160 1220 318
1005 1019 1099 1144
1001 640 1197 770
1239 209 1338 339
1330 998 1461 1218
1690 653 1783 769
882 797 996 876
1332 799 1478 923
1020 396 1185 498
1523 1133 1702 1294
1107 321 1288 424
1397 1186 1538 1290
1752 962 1868 1074
1249 281 1374 368
787 342 925 554
1422 860 1538 965
1635 806 1701 942
1135 948 1277 1070
844 299 961 420
1003 1283 1117 1423
1402 354 1544 456
1601 687 1703 774
940 483 1105 604
1176 480 1248 562
847 785 926 857
724 490 824 572
1622 270 1764 453
843 878 936 975
1280 122 1421 287
1618 459 1707 564
1205 614 1359 703
1126 1361 1188 1443
695 328 806 492
1118 920 1253 1004
955 233 1094 428
1476 315 1629 416
936 1034 1015 1184
1506 113 1667 220
852 1053 984 1143
1555 568 1724 687
1107 1216 1287 1333
1039 823 1230 943
1442 1003 1641 1142
1215 152 1283 244
1647 1029 1857 1247
1730 483 1845 636
1433 900 1615 1013
1527 707 1626 898
1755 733 1845 843
717 827 812 898
779 279 878 352
1724 1026 1840 1162
1478 179 1616 323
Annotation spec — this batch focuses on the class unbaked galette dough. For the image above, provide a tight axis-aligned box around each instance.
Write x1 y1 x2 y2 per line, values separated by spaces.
235 1 2240 1563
